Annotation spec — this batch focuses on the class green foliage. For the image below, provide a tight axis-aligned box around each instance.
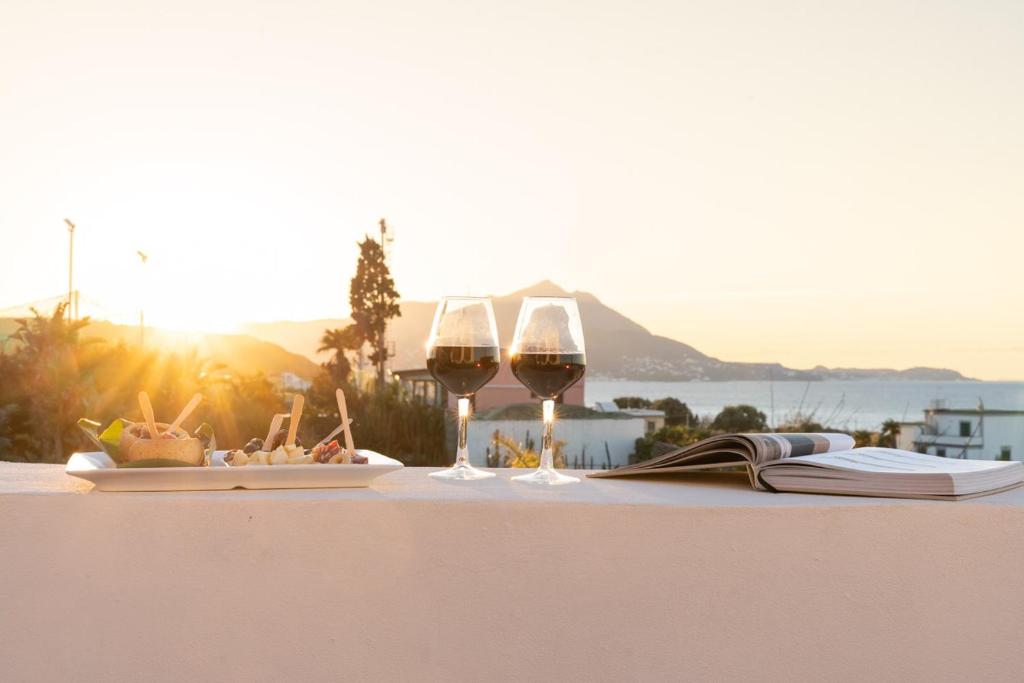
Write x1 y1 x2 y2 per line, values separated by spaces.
613 396 652 409
775 416 825 433
486 430 567 469
0 304 97 462
852 430 875 447
303 369 447 466
1 306 292 462
878 419 901 447
710 404 767 432
614 396 697 426
651 397 698 427
631 424 713 463
348 232 401 389
318 325 363 385
476 403 628 421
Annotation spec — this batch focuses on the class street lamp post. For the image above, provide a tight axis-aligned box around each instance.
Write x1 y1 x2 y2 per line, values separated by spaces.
137 251 148 346
64 219 75 321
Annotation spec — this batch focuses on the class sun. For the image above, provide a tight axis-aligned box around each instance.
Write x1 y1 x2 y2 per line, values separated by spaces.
143 305 240 335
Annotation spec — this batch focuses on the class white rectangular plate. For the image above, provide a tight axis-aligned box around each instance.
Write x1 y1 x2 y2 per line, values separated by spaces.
65 450 403 492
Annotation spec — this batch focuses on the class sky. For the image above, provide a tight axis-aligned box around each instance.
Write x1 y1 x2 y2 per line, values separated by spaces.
0 0 1021 380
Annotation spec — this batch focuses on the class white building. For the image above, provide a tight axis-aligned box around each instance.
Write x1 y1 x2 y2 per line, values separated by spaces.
897 401 1024 461
277 372 312 391
467 412 649 469
593 401 666 435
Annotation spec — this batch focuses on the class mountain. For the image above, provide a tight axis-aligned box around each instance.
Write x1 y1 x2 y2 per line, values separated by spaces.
239 281 970 382
1 318 320 380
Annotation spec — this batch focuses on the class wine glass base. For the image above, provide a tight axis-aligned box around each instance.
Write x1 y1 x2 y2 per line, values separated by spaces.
429 463 495 480
511 467 580 486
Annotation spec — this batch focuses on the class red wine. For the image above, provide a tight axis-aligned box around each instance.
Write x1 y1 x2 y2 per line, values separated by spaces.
510 353 586 399
427 346 501 396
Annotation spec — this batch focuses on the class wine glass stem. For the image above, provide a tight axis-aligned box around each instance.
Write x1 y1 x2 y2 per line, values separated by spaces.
456 397 470 467
540 399 554 470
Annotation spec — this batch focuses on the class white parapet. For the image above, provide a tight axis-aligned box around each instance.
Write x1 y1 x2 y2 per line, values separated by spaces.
2 463 1024 682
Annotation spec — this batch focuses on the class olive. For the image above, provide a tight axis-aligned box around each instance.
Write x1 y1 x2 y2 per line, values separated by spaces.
270 429 301 450
242 437 264 454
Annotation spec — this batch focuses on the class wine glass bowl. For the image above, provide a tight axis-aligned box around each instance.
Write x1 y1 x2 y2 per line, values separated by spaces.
508 297 586 485
426 296 500 480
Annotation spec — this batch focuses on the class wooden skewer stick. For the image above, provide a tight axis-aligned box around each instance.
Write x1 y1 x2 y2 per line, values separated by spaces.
285 394 304 448
165 393 202 436
336 388 356 454
315 419 353 448
264 413 286 450
138 391 160 439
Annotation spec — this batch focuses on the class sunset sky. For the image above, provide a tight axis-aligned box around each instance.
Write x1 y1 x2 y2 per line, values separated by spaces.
1 1 1021 380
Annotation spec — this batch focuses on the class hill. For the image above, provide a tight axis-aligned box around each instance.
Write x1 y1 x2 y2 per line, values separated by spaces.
1 318 320 381
238 281 970 382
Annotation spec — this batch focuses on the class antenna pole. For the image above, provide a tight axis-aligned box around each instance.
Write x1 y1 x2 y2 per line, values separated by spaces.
64 219 76 321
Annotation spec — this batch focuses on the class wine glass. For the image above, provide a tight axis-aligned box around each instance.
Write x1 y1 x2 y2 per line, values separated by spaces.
509 296 585 485
426 296 501 480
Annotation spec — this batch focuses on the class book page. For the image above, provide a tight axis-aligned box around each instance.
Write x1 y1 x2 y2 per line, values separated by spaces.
789 448 1017 473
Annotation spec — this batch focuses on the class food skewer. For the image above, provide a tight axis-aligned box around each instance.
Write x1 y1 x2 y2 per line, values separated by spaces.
336 388 356 455
138 391 161 439
263 413 286 449
285 394 304 447
165 393 202 437
315 418 353 448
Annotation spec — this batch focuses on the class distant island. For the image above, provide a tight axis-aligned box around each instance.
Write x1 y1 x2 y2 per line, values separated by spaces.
240 281 973 383
1 282 971 383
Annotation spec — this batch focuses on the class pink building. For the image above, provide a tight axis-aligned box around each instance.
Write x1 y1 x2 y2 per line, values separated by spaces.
393 350 585 413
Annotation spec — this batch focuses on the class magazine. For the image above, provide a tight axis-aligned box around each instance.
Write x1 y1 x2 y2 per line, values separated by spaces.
587 433 1024 500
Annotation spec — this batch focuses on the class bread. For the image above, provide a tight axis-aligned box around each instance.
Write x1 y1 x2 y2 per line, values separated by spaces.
118 422 205 466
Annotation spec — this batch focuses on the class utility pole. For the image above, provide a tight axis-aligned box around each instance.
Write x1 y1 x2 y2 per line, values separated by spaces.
378 218 393 388
64 219 75 321
136 251 148 346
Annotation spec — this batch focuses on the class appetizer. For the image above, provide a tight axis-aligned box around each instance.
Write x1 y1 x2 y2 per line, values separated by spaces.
78 392 214 468
118 421 205 466
225 389 368 466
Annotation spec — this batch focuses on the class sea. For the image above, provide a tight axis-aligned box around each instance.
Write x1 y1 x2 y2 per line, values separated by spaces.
585 380 1024 430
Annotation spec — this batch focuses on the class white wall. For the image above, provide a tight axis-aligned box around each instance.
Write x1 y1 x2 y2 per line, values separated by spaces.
467 417 645 469
6 465 1024 682
896 423 921 451
909 412 1024 460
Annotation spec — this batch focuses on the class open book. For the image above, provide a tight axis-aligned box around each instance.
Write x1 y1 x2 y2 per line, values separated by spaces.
588 433 1024 500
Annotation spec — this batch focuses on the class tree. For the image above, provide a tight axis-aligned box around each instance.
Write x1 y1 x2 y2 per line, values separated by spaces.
651 397 698 427
348 229 401 390
775 416 825 433
711 404 767 433
631 424 712 463
1 304 97 462
613 396 652 409
852 430 875 447
318 325 363 385
488 430 567 469
878 419 901 447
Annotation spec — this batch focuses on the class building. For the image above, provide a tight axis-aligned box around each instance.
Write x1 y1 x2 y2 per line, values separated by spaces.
393 350 586 412
467 406 648 469
897 401 1024 461
277 372 312 391
391 368 444 406
593 401 666 435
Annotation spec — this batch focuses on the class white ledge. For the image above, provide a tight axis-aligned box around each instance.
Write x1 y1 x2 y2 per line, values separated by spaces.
2 463 1023 681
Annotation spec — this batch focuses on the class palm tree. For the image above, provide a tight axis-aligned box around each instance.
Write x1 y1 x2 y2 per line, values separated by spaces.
852 429 875 448
879 419 901 448
318 325 363 385
5 303 95 462
490 430 566 468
